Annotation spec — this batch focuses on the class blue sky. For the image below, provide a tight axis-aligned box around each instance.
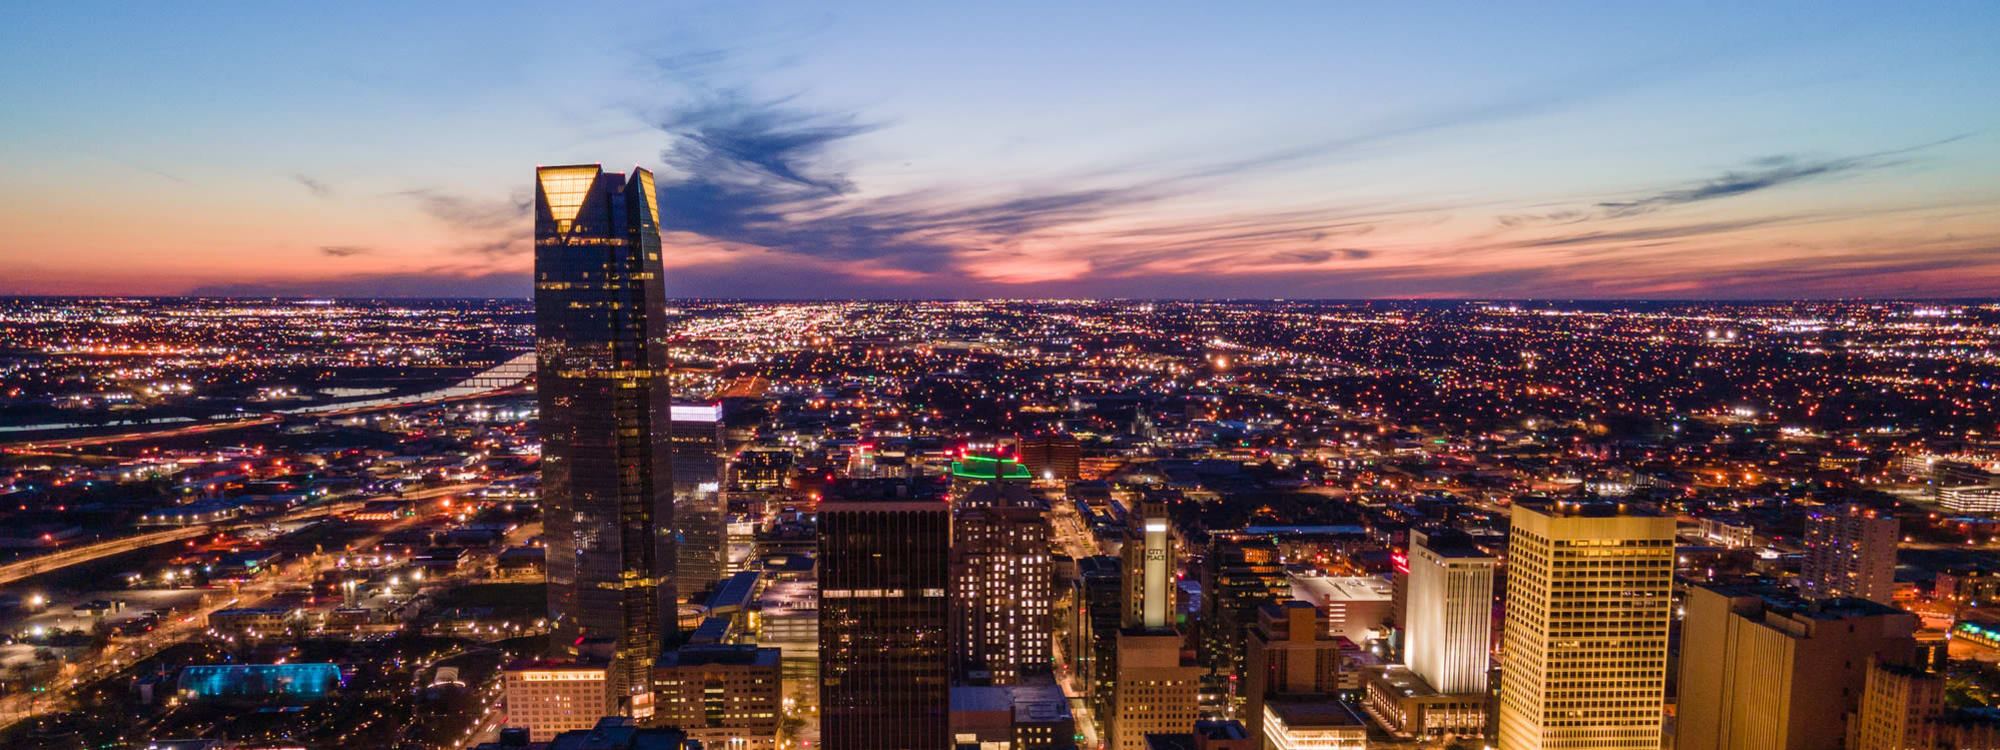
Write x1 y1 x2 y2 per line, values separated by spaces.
2 1 1996 298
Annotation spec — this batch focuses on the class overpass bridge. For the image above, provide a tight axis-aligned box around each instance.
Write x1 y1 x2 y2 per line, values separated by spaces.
280 350 536 414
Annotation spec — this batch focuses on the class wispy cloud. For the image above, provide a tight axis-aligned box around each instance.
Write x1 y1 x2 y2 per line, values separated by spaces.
399 188 532 231
294 174 335 199
318 245 372 257
1590 135 1971 219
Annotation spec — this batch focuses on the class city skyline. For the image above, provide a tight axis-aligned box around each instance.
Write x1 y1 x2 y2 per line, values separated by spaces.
4 3 1999 300
11 294 2000 747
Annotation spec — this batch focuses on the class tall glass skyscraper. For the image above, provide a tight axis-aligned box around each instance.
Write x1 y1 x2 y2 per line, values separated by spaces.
670 402 727 590
533 164 675 717
818 483 950 750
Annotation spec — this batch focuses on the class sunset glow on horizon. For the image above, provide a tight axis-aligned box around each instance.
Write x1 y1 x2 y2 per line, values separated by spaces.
3 2 1997 299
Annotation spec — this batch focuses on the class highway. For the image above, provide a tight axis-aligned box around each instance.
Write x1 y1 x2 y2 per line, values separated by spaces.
0 498 379 588
0 481 484 589
1 382 528 454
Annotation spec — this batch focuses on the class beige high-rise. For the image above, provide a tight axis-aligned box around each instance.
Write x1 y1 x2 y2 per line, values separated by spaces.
1406 529 1496 696
1676 581 1917 750
1109 503 1200 750
1497 502 1674 750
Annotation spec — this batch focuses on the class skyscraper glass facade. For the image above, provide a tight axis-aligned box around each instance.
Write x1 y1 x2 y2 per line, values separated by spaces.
534 163 675 715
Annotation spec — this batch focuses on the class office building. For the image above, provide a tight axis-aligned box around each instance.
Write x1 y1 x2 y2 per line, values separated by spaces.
1496 501 1674 750
1074 554 1125 724
1802 504 1899 605
952 475 1054 685
948 677 1078 750
1123 501 1177 629
503 661 611 742
534 717 695 750
1678 580 1919 750
1110 502 1201 750
671 402 728 592
1112 631 1203 750
535 164 675 714
653 644 782 750
1018 433 1082 481
753 571 819 708
1242 601 1341 742
1361 667 1487 742
1288 574 1392 645
1201 535 1287 714
731 450 792 491
1142 719 1256 750
1403 529 1495 696
817 487 950 750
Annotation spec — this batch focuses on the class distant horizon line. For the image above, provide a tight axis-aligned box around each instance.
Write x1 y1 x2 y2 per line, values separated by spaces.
2 294 1994 304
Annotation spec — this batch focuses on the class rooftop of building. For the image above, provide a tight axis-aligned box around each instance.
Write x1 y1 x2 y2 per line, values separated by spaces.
951 454 1033 482
1412 528 1492 558
687 616 732 644
954 479 1045 510
503 658 607 672
949 677 1073 723
754 577 818 613
704 569 763 610
543 717 693 750
1265 698 1368 729
1369 665 1442 697
657 643 780 669
1078 554 1122 576
1697 578 1912 620
823 476 947 504
1515 499 1664 518
1290 574 1392 602
1142 720 1251 750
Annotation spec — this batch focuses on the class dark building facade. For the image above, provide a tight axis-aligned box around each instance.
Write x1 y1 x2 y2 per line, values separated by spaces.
1018 433 1082 481
818 487 950 750
1074 554 1124 724
534 164 675 715
670 402 727 591
1200 535 1287 718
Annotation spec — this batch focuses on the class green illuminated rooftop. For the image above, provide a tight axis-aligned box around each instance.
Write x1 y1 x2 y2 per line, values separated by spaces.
951 454 1032 481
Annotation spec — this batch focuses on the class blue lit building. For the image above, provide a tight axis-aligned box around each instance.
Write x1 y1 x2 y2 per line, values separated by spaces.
176 663 343 701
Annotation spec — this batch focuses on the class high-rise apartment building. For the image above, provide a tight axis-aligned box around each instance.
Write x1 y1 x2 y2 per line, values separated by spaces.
670 402 727 591
1111 503 1201 750
1802 504 1899 605
951 473 1053 685
502 660 610 742
1678 581 1918 750
534 164 674 714
1496 501 1674 750
1241 601 1341 742
817 486 950 750
1404 529 1495 696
